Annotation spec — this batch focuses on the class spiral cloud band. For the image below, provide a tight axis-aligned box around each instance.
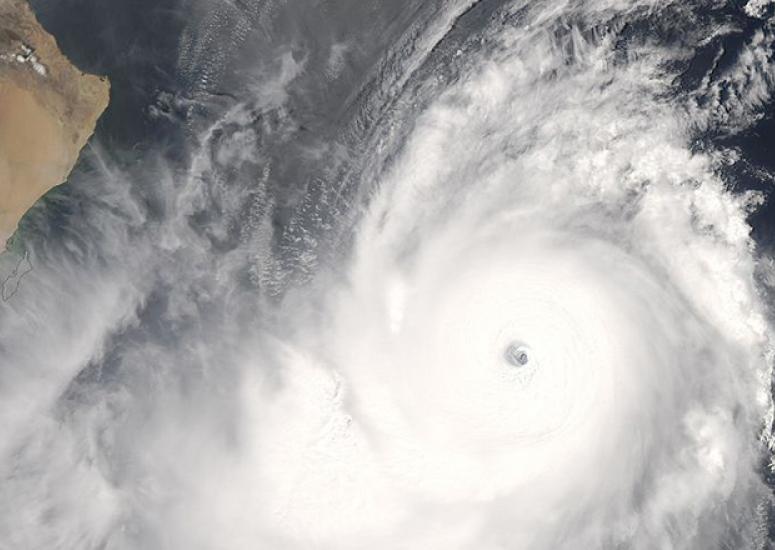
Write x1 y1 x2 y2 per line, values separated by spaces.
294 20 775 545
2 0 775 548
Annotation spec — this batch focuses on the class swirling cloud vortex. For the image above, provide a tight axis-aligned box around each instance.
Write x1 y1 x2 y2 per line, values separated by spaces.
251 7 775 550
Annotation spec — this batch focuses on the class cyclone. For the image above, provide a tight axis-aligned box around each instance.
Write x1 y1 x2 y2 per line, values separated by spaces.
261 11 775 543
1 0 775 549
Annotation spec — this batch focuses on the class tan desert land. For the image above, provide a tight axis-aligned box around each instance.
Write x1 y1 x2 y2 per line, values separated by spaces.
0 0 109 249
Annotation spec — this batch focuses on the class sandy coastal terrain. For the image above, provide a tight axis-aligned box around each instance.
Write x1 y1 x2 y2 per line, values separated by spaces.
0 0 109 249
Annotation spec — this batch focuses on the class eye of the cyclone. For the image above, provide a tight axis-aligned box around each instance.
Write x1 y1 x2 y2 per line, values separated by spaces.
504 342 531 366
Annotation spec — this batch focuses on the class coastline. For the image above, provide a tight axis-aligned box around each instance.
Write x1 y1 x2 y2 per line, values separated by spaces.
0 0 109 250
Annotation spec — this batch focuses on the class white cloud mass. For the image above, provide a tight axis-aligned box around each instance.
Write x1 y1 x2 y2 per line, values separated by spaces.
2 0 775 549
